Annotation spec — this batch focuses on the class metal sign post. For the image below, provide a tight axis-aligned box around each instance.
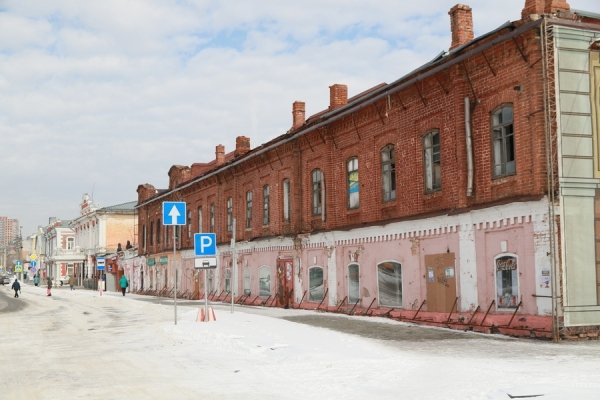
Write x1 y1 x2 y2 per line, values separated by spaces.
162 201 187 326
193 233 218 321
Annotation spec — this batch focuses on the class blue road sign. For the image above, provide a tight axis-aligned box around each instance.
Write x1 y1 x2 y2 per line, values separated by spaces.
194 233 217 257
30 260 37 267
162 202 187 226
97 257 105 271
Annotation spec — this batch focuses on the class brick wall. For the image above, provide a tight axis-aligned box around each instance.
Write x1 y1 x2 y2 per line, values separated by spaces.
137 21 550 253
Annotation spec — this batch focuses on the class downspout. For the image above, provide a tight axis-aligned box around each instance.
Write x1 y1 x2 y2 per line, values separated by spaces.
465 97 474 197
541 18 560 342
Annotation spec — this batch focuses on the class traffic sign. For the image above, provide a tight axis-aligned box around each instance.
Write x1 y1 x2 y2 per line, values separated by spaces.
194 233 217 257
97 256 105 271
30 254 38 261
30 260 37 267
194 257 217 269
162 202 187 226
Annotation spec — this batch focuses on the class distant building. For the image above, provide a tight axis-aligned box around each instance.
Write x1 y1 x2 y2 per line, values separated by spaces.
71 193 137 291
136 1 600 339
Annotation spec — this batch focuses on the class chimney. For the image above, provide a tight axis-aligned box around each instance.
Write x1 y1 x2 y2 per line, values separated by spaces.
235 136 251 157
522 0 570 19
292 101 305 129
449 4 474 50
521 0 544 18
329 84 348 110
544 0 570 14
216 144 225 165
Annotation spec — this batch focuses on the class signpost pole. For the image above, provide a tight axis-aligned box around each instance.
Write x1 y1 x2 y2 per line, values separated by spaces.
173 226 177 325
204 269 208 321
231 218 236 313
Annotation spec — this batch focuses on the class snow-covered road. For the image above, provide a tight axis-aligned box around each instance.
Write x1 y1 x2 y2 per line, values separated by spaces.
1 284 600 400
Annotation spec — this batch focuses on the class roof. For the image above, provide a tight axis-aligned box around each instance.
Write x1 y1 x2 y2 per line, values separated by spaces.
99 201 137 213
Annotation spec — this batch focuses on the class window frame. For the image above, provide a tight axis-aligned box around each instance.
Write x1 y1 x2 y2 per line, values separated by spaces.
347 157 359 209
377 261 403 307
312 169 323 216
423 130 441 192
495 254 519 309
263 184 270 226
226 197 233 232
381 144 396 202
492 104 516 178
282 178 291 223
308 266 325 302
245 191 253 229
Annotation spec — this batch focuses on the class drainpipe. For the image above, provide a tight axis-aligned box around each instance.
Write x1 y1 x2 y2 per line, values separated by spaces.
465 97 474 197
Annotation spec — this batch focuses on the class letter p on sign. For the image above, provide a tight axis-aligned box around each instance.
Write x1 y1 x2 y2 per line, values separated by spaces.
194 233 217 257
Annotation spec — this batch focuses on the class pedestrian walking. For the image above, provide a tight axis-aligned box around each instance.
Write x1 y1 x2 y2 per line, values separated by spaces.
33 274 40 286
47 277 52 296
69 276 75 290
11 278 21 298
119 274 129 296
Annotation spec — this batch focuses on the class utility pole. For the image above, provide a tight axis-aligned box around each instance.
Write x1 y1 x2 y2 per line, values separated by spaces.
231 218 236 313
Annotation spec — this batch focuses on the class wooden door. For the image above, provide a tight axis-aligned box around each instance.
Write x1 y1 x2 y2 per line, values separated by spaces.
425 253 457 313
276 258 294 308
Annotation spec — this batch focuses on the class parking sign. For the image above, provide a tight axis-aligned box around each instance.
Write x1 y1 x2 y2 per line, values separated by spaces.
194 233 217 257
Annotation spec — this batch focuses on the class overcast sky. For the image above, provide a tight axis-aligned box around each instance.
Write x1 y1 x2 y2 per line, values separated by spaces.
1 0 597 236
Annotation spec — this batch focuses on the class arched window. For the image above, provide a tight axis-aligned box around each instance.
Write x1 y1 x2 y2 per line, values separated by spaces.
347 157 359 209
243 267 251 295
495 254 519 308
381 144 396 201
423 130 441 192
309 266 324 301
377 261 402 307
209 203 215 232
245 191 253 229
282 179 291 223
259 266 271 296
492 105 515 177
226 197 233 232
312 169 324 216
263 185 270 225
348 263 360 303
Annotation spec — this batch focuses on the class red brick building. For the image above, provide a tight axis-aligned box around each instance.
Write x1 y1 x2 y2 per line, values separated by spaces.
135 1 600 339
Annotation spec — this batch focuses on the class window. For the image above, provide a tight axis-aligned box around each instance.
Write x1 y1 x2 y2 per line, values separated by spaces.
496 255 519 309
312 169 323 216
347 157 359 209
197 206 203 233
282 179 291 223
378 261 402 307
227 197 233 232
424 130 441 192
156 219 161 245
348 263 360 303
492 105 515 177
259 266 271 296
309 266 324 301
67 237 74 250
225 266 231 293
187 210 192 238
142 224 146 252
263 185 270 225
209 203 215 232
149 221 154 245
243 268 251 295
381 145 396 201
245 191 253 229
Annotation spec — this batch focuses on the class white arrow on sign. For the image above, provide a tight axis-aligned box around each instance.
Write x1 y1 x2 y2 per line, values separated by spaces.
168 205 181 225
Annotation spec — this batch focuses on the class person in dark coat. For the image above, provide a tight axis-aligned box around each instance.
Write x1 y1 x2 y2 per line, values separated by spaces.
11 278 21 298
47 277 52 296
